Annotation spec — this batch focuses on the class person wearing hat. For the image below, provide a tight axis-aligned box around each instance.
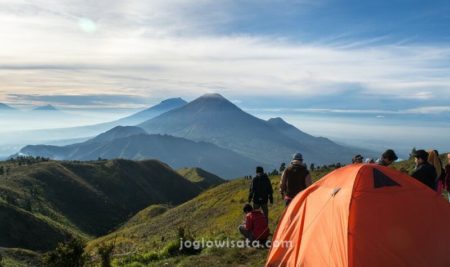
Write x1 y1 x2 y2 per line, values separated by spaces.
411 149 437 191
353 154 364 164
280 153 312 207
378 149 399 167
248 166 273 221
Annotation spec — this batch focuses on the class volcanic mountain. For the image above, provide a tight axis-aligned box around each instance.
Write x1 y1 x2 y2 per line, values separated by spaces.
139 93 363 166
19 126 260 178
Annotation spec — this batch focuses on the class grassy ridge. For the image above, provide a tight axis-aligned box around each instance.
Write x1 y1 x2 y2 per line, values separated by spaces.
0 159 203 252
177 167 225 190
87 156 449 266
0 248 42 267
86 168 334 266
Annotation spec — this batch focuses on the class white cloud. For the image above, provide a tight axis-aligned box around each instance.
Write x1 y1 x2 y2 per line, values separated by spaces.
405 106 450 114
0 0 449 106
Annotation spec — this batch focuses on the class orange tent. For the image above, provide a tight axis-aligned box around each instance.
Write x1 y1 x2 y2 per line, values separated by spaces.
266 164 450 267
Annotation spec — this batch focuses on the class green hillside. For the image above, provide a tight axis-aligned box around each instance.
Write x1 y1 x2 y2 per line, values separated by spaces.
0 158 203 251
0 248 43 267
86 156 449 266
86 168 333 266
177 167 225 190
1 154 447 266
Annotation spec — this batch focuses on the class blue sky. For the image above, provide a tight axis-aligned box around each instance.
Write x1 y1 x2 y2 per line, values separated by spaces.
0 0 449 114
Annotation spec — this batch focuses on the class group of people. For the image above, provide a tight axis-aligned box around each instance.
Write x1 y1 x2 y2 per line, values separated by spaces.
239 149 450 243
359 149 450 194
239 153 312 244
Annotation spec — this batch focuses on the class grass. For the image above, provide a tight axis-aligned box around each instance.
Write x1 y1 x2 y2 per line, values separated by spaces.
86 168 333 266
177 167 225 190
1 154 447 266
87 155 450 266
0 248 43 267
0 159 203 252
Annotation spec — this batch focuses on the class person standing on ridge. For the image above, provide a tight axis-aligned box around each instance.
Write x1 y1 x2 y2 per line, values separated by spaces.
280 153 312 206
378 149 398 167
352 155 364 164
411 150 437 191
248 166 273 220
428 150 445 193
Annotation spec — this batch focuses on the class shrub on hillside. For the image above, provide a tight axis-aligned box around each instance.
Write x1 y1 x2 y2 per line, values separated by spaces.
97 242 115 267
42 238 87 267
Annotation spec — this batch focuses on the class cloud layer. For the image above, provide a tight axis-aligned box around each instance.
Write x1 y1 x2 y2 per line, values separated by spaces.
0 0 449 109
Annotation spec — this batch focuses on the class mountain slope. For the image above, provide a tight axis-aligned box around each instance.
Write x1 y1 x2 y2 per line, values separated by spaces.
33 104 58 111
267 117 375 161
114 98 187 126
139 94 368 166
87 157 437 266
86 166 336 266
177 167 225 189
19 126 261 178
0 159 202 251
0 103 15 110
2 98 187 149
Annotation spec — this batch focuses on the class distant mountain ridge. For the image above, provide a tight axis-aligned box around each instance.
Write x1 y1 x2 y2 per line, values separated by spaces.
1 98 188 153
33 104 58 111
0 103 15 110
19 126 261 178
115 98 187 126
139 93 369 166
177 167 225 189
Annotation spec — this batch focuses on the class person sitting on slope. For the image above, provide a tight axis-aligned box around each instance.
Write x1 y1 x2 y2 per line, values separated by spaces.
238 204 269 244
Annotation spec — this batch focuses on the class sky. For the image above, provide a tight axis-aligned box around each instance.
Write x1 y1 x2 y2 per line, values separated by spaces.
0 0 449 110
0 0 449 156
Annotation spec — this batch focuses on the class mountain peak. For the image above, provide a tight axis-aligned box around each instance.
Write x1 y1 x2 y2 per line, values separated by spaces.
191 93 238 110
160 97 186 105
268 117 287 124
199 93 226 100
0 103 15 110
151 98 187 111
34 104 58 111
267 117 294 128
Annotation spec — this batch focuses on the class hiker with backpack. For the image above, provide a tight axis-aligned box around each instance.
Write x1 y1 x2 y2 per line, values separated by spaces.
238 204 269 244
248 166 273 220
280 153 312 206
378 149 398 167
411 150 437 191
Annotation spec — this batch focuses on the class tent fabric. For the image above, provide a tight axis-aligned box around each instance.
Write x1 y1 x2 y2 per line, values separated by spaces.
266 164 450 267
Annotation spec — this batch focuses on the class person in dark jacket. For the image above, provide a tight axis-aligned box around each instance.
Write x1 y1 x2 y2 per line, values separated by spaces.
280 153 312 206
352 154 364 164
238 204 269 243
378 149 398 167
428 150 445 193
411 150 437 191
248 166 273 220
